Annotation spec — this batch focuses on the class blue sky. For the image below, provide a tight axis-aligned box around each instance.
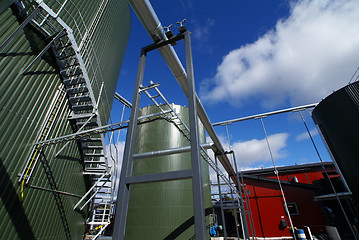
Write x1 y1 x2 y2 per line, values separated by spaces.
109 0 359 179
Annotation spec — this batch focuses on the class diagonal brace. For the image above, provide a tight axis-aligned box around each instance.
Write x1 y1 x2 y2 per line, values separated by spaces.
22 29 64 74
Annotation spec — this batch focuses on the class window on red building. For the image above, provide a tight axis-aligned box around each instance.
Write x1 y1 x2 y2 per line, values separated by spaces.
287 202 299 215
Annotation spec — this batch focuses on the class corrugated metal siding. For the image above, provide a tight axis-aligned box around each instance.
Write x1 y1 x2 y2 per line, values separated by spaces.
0 0 130 239
313 81 359 206
346 80 359 108
125 105 212 239
0 5 86 239
52 0 131 124
89 0 131 124
0 0 15 14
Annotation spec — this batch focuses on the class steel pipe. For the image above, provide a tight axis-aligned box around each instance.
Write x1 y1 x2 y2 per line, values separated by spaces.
128 0 237 185
133 143 214 159
213 103 318 126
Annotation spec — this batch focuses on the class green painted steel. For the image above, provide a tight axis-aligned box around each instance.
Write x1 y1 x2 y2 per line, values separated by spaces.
0 0 14 14
125 105 212 239
0 0 130 239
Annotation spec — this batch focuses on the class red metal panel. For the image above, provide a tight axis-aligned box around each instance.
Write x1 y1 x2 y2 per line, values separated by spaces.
243 165 328 237
245 179 292 237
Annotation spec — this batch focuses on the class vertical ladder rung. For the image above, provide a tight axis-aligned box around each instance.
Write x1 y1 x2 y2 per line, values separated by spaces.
150 94 160 99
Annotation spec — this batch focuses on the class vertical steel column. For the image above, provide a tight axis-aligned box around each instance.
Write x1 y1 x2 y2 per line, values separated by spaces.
215 155 228 239
240 172 257 239
229 188 241 239
184 30 206 240
231 152 250 239
113 49 147 240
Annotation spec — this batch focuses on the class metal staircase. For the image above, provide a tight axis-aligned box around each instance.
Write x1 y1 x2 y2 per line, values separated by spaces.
14 1 114 237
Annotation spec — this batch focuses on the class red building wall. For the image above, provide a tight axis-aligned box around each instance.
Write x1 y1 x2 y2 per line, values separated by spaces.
245 179 292 238
242 165 332 238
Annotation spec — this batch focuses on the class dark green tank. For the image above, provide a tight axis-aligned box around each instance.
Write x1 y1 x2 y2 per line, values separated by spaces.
0 0 130 239
312 81 359 208
125 104 212 239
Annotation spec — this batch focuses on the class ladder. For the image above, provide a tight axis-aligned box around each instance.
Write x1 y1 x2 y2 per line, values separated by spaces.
15 1 113 237
141 83 242 196
142 82 253 238
18 86 66 199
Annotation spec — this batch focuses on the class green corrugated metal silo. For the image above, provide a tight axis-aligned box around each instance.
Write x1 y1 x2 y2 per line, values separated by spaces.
124 104 212 239
0 0 15 13
0 0 130 239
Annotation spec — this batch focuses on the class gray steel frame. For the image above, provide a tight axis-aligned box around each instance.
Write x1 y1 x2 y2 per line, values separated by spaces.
230 151 250 239
185 30 207 239
140 80 254 238
113 31 207 239
33 110 172 146
215 155 228 239
213 151 250 240
213 103 318 126
132 143 213 159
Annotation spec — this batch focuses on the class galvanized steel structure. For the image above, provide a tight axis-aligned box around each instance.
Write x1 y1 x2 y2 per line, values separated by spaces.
1 0 318 239
0 0 130 239
126 104 212 239
112 0 253 239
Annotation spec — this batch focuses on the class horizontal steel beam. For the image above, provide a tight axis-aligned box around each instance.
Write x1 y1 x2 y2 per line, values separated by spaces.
34 110 172 146
29 184 82 198
222 206 240 210
314 192 352 201
139 82 160 92
114 92 132 108
213 103 318 126
125 169 193 184
133 143 214 159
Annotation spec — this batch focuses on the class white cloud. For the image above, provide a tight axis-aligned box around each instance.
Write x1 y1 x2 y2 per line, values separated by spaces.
233 133 289 169
106 141 125 169
191 18 216 53
295 128 319 141
102 141 125 193
192 18 216 40
207 133 289 183
178 0 193 10
200 0 359 109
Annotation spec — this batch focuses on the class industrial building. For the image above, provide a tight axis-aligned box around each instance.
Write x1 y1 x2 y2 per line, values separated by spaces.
1 0 359 240
0 0 223 239
236 162 353 238
209 81 359 239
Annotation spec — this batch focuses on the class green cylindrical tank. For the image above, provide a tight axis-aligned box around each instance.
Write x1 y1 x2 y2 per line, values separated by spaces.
125 104 212 239
0 0 130 239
